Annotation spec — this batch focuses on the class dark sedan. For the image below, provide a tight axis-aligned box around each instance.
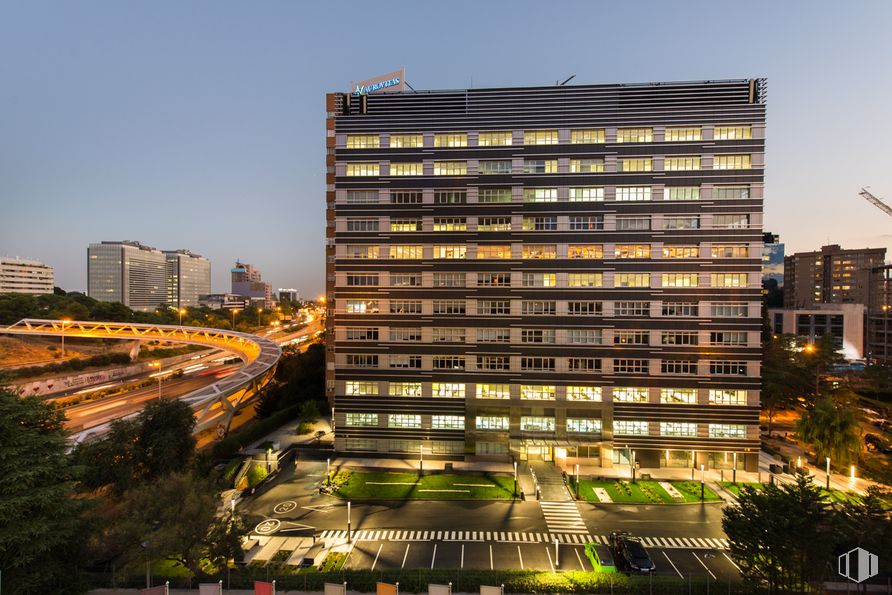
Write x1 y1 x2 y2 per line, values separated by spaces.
608 531 656 573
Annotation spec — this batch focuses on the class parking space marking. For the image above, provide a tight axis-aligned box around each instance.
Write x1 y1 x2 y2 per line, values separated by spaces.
545 545 555 572
692 552 717 580
489 545 493 570
461 544 465 569
370 543 383 571
574 548 586 571
663 551 683 578
401 544 410 569
517 545 524 570
431 544 437 569
722 551 741 572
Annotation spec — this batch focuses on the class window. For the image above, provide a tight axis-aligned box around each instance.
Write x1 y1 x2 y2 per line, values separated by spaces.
477 328 511 343
346 328 379 341
569 215 604 230
661 331 698 345
666 187 700 201
523 130 558 145
434 161 467 176
662 273 698 288
478 272 512 287
477 384 510 399
616 216 650 231
711 273 748 288
346 162 380 177
660 422 697 437
432 415 465 430
477 355 510 370
709 389 747 406
661 360 696 374
388 414 422 428
569 187 605 202
434 191 467 205
714 154 751 170
618 158 652 172
389 245 423 259
479 131 512 146
346 190 378 204
663 246 699 259
432 356 465 370
569 357 601 371
433 217 467 232
432 383 465 398
567 418 602 433
709 424 747 439
566 386 602 401
522 244 557 259
432 328 466 343
570 158 605 173
389 355 422 369
567 329 602 344
711 303 748 317
389 300 422 314
665 127 701 141
564 272 601 288
476 441 508 455
521 357 555 371
390 219 421 232
615 244 651 259
391 162 423 176
614 420 649 435
661 388 697 404
615 301 649 316
521 385 556 400
346 217 379 232
478 217 512 231
346 274 379 286
391 191 422 204
664 156 701 171
664 216 699 230
391 273 421 287
479 188 512 203
476 416 509 431
523 159 558 174
615 330 648 345
711 245 749 258
522 301 556 315
433 272 466 287
522 216 558 231
713 214 750 229
477 245 512 259
521 416 556 431
389 382 422 397
571 129 606 144
616 273 650 288
479 160 512 175
522 273 557 287
662 302 698 317
714 126 752 140
346 413 378 427
523 188 557 203
478 300 511 315
433 245 466 259
390 134 423 148
613 387 649 402
345 381 378 396
521 329 556 344
434 133 468 147
433 300 466 315
568 244 603 259
567 301 602 315
615 186 652 202
710 331 747 346
345 300 379 313
713 186 750 199
346 134 379 149
345 354 378 368
389 328 421 341
613 359 648 374
616 128 653 143
709 361 748 375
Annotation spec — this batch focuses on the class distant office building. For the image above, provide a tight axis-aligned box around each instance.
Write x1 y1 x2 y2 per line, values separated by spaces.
784 245 885 309
769 304 865 360
761 233 784 287
0 256 54 295
88 241 167 311
164 250 211 308
231 261 273 308
278 288 300 302
867 264 892 364
199 293 248 310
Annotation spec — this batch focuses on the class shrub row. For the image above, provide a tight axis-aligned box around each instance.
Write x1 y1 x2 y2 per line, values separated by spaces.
10 352 131 379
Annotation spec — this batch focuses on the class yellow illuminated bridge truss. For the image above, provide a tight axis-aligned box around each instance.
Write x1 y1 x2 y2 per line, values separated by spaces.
1 318 281 442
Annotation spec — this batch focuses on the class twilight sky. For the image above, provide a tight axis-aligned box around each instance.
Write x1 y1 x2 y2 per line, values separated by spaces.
1 0 891 298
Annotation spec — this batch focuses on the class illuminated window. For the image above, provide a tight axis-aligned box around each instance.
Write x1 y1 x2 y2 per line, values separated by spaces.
613 387 649 403
478 131 512 146
664 156 701 171
390 162 423 176
616 128 653 143
663 246 699 259
615 187 652 202
523 188 558 203
523 130 559 145
521 416 555 431
615 273 650 288
388 414 422 428
523 159 558 174
479 160 512 175
346 413 378 427
477 245 512 259
432 383 465 398
345 381 378 396
615 330 648 345
479 188 512 203
476 384 510 399
434 133 468 148
714 154 751 170
390 219 421 232
711 245 749 258
522 273 557 287
432 415 465 430
346 162 380 177
566 386 602 401
568 244 603 259
433 218 467 232
433 245 466 259
709 424 746 439
345 300 378 313
615 244 651 259
570 159 605 173
521 385 556 400
614 420 649 435
569 187 605 202
568 273 602 287
660 422 697 437
711 273 748 288
567 329 602 344
434 161 467 176
390 134 423 148
522 244 556 259
666 187 700 201
389 382 422 397
570 129 606 144
665 127 701 141
709 389 746 405
389 245 423 259
661 388 697 404
476 416 509 431
618 158 652 172
662 273 698 288
346 134 379 149
567 418 602 433
714 126 752 140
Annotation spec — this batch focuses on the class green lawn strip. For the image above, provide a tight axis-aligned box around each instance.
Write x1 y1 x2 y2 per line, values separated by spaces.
719 481 870 506
575 479 720 503
719 481 764 498
333 471 515 500
670 480 721 502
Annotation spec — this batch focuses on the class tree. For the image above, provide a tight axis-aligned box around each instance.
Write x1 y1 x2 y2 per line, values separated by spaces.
0 385 89 594
839 486 892 565
796 391 862 466
762 335 808 436
255 343 325 418
114 471 247 578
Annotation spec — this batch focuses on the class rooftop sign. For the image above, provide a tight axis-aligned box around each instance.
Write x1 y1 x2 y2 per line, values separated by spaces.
352 68 405 96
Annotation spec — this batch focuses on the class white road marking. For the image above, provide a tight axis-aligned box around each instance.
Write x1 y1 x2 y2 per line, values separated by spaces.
460 544 464 569
489 544 493 570
517 545 524 570
545 544 555 572
401 544 410 569
431 543 437 569
370 543 383 571
692 551 717 579
722 551 741 572
663 551 683 578
574 548 586 571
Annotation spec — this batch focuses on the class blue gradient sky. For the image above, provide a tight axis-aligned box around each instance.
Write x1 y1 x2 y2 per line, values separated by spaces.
2 1 891 297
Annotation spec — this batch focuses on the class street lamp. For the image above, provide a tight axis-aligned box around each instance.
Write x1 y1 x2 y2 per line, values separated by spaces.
850 465 856 482
178 308 186 326
419 441 424 474
230 308 240 330
60 318 70 357
346 501 352 542
700 464 705 501
513 461 518 497
631 450 637 483
574 463 580 500
733 452 738 484
826 456 831 490
257 307 263 326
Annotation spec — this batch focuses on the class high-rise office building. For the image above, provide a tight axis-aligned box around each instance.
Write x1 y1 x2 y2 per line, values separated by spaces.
325 78 766 470
783 245 886 309
0 256 54 295
88 241 167 311
164 249 211 308
231 261 273 308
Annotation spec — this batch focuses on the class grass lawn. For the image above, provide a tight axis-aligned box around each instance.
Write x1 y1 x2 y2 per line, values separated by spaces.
332 470 516 500
719 481 764 498
572 479 720 503
719 481 880 506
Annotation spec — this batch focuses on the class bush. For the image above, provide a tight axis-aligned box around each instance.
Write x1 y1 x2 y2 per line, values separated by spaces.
245 463 268 488
211 405 300 460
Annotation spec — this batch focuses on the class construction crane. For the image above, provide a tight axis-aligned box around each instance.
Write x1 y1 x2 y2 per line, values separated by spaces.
859 187 892 218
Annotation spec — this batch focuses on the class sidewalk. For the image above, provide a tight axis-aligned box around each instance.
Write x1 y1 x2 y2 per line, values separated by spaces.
247 417 333 452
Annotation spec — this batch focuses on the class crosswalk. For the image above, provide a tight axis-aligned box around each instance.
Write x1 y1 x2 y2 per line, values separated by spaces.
540 500 588 534
312 529 730 550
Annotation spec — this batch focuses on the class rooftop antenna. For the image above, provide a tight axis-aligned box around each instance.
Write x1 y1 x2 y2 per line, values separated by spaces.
558 74 576 86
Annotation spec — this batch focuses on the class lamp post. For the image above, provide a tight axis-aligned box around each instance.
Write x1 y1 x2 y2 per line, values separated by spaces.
732 452 738 484
513 461 518 497
700 464 705 501
631 450 637 483
327 458 331 485
141 541 151 588
850 465 856 482
419 441 424 474
231 308 239 330
60 318 70 357
826 456 831 490
257 307 263 327
347 501 352 541
574 463 580 499
178 308 186 326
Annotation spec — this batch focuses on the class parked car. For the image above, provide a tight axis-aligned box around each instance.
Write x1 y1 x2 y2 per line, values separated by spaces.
608 531 656 573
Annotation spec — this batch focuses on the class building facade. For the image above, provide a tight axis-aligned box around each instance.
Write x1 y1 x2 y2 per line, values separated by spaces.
325 79 766 470
783 245 885 309
164 250 211 308
0 256 54 295
231 261 273 308
769 304 865 360
88 241 167 311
